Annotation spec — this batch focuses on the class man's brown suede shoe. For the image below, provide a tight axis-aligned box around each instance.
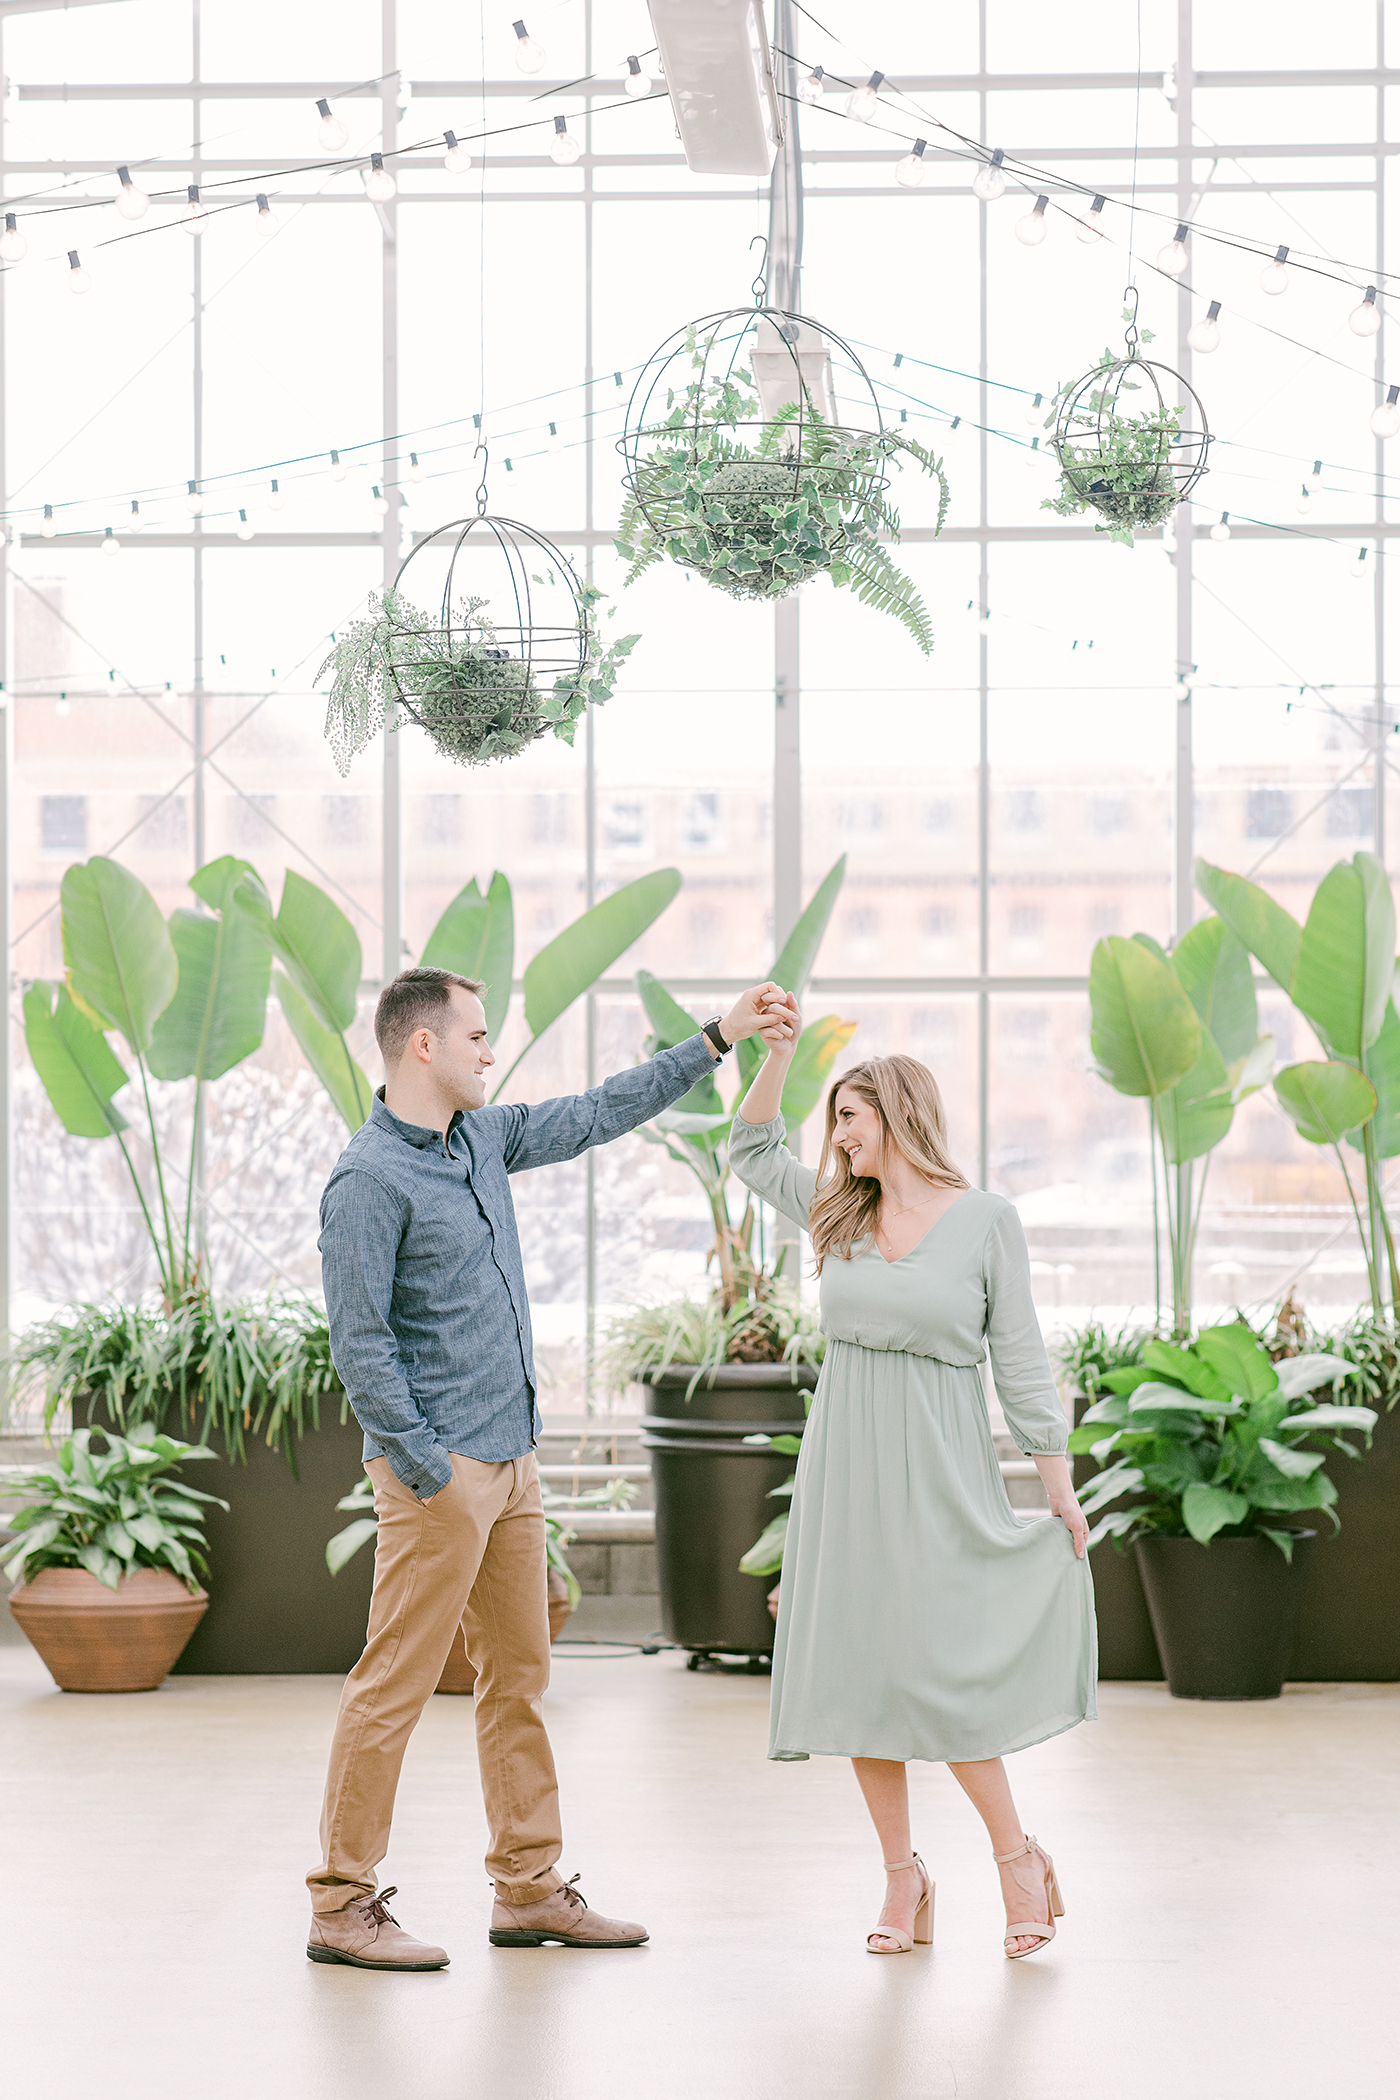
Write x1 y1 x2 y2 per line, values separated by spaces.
307 1886 449 1971
488 1873 648 1948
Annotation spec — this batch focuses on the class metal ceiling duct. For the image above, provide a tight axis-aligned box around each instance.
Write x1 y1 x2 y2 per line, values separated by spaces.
646 0 783 176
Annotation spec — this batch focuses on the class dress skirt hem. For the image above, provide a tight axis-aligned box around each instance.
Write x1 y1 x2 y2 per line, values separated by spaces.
768 1698 1097 1766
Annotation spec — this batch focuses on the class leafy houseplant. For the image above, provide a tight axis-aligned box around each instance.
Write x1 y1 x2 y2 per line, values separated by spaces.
319 584 638 773
1042 327 1191 547
617 355 949 650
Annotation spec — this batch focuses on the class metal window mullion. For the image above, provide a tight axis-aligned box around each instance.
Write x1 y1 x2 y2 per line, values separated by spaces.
0 6 10 1344
1174 0 1195 946
977 0 990 1193
191 6 207 1267
380 0 403 986
584 0 597 1414
1375 48 1387 863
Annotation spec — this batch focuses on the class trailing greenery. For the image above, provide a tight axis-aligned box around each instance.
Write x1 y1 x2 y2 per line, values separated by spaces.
1053 1318 1156 1403
618 359 948 649
319 584 637 773
1301 1308 1400 1414
736 1402 810 1581
1072 1322 1374 1559
9 1295 346 1467
0 1424 226 1592
1042 329 1186 547
599 1277 826 1394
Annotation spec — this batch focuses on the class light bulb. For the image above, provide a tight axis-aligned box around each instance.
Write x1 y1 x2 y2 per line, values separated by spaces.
183 184 206 236
114 165 149 221
1370 385 1400 438
1210 513 1231 542
1076 194 1105 242
1295 483 1312 515
797 66 824 105
0 212 26 262
101 526 120 558
364 153 396 202
316 97 348 151
1352 547 1371 578
56 699 70 717
235 509 254 541
254 192 278 238
846 72 883 122
67 250 90 294
1307 458 1323 491
513 20 545 73
1015 195 1049 246
372 484 389 514
267 478 284 512
1187 300 1222 354
443 129 471 171
1351 286 1381 337
129 500 143 532
329 450 347 482
40 504 55 538
1260 245 1289 295
896 139 928 188
407 451 424 482
550 115 582 165
971 149 1006 201
185 480 203 515
1024 391 1045 427
1157 223 1189 276
624 56 650 97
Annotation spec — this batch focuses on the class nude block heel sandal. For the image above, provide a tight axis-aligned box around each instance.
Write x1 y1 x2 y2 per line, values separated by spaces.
866 1855 934 1954
993 1834 1064 1959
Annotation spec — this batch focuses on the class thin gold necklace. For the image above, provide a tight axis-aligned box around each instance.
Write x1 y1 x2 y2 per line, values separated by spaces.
879 1186 944 1225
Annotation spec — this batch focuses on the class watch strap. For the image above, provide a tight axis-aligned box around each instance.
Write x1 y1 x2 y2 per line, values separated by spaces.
702 1016 732 1057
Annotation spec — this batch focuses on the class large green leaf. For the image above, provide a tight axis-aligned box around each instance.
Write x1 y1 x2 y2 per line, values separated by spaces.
61 857 177 1055
1181 1482 1249 1544
1291 853 1396 1059
636 969 721 1121
1089 935 1201 1099
23 980 130 1137
148 858 270 1083
779 1015 859 1127
421 872 514 1040
1193 1324 1279 1403
233 870 362 1034
1353 994 1400 1158
1273 1060 1377 1146
1156 1027 1232 1166
1170 917 1257 1063
1193 859 1302 996
273 971 373 1131
522 868 681 1039
737 855 847 1091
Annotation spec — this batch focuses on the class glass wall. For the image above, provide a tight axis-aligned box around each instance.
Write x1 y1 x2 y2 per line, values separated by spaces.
1 0 1393 1399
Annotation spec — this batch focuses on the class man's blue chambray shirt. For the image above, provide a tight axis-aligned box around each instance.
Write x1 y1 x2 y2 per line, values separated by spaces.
319 1034 716 1498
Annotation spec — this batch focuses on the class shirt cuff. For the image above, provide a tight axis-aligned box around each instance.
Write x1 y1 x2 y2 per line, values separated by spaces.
384 1446 453 1498
680 1031 722 1075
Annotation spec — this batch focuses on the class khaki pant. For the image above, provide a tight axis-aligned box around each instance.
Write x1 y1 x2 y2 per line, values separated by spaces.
307 1450 563 1915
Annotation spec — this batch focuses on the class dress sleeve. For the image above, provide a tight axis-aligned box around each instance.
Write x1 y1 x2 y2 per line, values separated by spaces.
982 1204 1068 1456
727 1113 818 1232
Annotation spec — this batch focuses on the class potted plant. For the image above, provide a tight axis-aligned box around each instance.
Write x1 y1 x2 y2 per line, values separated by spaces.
324 1475 627 1692
1073 1322 1373 1697
2 1424 225 1691
1041 322 1209 547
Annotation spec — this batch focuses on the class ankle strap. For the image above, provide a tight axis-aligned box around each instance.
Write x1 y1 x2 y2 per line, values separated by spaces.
882 1857 917 1871
992 1834 1036 1865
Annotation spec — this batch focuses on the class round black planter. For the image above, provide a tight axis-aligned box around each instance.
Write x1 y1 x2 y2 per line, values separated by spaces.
1134 1532 1314 1700
641 1363 817 1661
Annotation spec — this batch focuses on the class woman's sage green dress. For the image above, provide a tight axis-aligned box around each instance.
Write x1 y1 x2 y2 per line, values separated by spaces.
730 1115 1097 1765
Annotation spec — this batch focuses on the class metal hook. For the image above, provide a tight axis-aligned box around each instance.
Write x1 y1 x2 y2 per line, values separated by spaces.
1123 284 1141 353
749 233 769 308
472 442 489 516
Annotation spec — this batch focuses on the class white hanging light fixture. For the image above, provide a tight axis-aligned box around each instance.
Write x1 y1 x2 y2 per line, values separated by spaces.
846 72 883 121
895 139 927 187
364 153 396 201
315 98 348 150
0 212 26 262
513 20 545 73
550 115 582 164
1210 513 1231 542
183 184 206 235
1350 286 1381 337
1370 385 1400 438
624 56 651 97
114 166 149 221
1076 194 1106 242
1187 300 1222 353
1015 195 1049 246
443 130 471 170
1259 245 1289 295
972 148 1006 200
235 509 255 541
254 193 278 238
797 65 824 105
67 250 90 294
1157 223 1189 276
646 0 781 176
101 526 120 558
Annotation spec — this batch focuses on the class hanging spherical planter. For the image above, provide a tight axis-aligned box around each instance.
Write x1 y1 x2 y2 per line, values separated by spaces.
1044 300 1211 546
616 293 949 653
319 489 638 773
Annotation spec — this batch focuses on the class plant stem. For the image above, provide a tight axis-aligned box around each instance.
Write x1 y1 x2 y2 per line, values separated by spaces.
1333 1139 1380 1319
1149 1100 1162 1332
134 1053 180 1299
1185 1153 1211 1313
1362 1120 1392 1320
111 1126 171 1298
183 1079 203 1285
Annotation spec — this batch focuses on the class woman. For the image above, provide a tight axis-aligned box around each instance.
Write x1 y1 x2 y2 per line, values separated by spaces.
730 1006 1095 1959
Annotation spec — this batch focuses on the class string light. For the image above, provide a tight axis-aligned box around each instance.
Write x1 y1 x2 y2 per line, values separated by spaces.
1370 384 1400 438
1024 391 1045 426
407 451 424 481
128 500 143 532
1188 300 1222 353
1015 195 1049 246
101 526 119 558
0 212 26 262
550 115 582 165
624 56 651 98
846 72 883 122
183 185 205 236
1076 194 1106 242
443 129 471 171
185 480 203 515
267 478 284 511
797 64 824 104
513 20 545 74
114 166 149 222
364 153 396 202
971 148 1006 201
329 450 347 482
1352 546 1371 578
316 98 348 151
1294 482 1312 515
371 484 389 513
254 193 278 238
1157 223 1189 276
67 251 90 294
1210 513 1231 541
546 421 562 452
1350 286 1381 337
1260 245 1289 295
40 504 55 539
1307 458 1324 490
235 509 254 541
895 139 927 187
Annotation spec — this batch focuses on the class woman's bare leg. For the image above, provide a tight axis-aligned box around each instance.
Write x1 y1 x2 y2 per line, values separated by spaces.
947 1756 1050 1955
852 1758 925 1950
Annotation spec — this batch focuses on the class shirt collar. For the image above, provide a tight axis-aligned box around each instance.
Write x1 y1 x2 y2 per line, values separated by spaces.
371 1089 465 1150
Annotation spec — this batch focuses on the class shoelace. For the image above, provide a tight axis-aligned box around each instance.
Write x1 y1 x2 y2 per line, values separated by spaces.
356 1886 400 1929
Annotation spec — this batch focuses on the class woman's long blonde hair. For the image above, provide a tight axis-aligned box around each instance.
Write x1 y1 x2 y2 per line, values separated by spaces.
808 1055 969 1270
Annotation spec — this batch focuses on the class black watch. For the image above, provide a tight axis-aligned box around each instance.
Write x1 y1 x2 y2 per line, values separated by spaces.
702 1015 732 1058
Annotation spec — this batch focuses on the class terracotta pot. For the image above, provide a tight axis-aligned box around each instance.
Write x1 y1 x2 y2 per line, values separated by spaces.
9 1567 209 1692
434 1567 576 1695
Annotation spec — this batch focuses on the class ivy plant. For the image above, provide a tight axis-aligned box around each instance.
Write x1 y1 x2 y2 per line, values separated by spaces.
1041 323 1186 547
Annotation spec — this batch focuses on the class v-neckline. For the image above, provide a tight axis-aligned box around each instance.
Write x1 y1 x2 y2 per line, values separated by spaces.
871 1189 974 1267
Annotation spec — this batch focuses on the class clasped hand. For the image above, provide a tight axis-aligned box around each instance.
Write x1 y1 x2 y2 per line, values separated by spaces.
720 983 801 1053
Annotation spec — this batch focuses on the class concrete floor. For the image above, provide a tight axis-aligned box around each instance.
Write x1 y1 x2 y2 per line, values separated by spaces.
2 1634 1392 2100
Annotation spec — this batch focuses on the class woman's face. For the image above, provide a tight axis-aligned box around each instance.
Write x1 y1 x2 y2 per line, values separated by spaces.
832 1085 885 1179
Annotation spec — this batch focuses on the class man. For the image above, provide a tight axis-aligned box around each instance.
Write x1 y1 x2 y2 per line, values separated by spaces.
306 965 796 1970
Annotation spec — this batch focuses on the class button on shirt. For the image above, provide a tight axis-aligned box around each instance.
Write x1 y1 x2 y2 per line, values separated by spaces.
319 1035 717 1498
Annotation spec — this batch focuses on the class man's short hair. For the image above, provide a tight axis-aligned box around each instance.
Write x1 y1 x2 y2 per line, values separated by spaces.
374 967 486 1064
